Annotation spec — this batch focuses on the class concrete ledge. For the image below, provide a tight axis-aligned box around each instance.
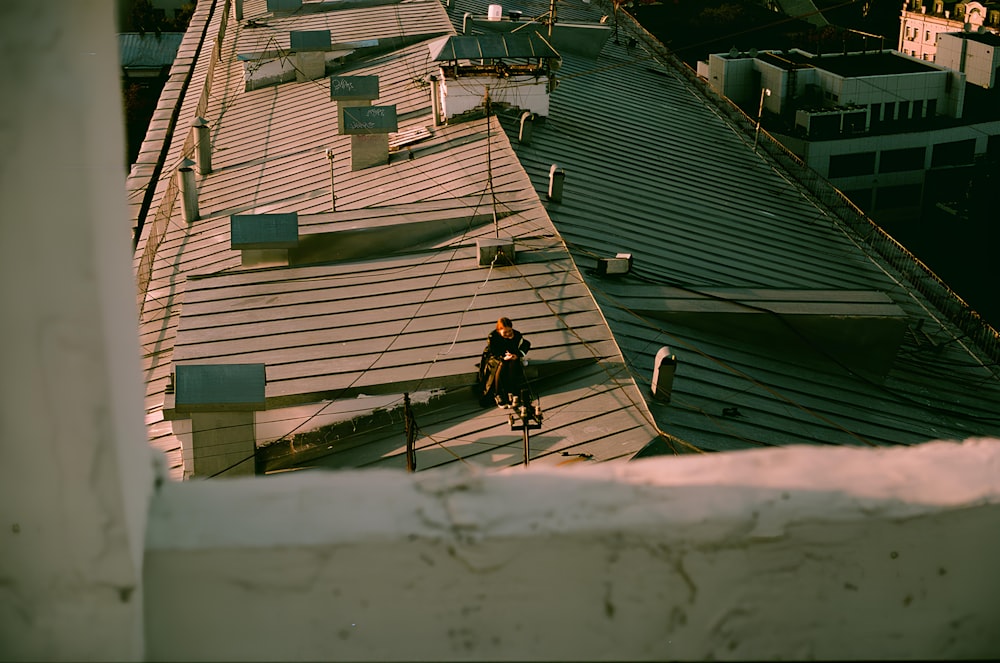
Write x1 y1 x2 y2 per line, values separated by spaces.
145 438 1000 660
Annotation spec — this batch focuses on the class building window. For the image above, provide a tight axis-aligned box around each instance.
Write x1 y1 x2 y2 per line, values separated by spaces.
925 30 931 41
932 139 976 167
885 101 896 121
913 99 924 120
879 147 926 173
843 111 866 133
926 98 937 118
875 184 922 211
870 103 882 125
841 188 873 212
900 100 911 121
829 152 876 178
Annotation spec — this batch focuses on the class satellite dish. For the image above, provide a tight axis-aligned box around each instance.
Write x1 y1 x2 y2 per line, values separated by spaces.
748 47 758 57
729 46 739 58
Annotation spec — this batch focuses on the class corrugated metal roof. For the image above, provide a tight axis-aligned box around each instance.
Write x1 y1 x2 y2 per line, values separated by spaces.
134 0 667 479
135 0 1000 478
119 32 185 69
443 0 1000 451
235 2 454 58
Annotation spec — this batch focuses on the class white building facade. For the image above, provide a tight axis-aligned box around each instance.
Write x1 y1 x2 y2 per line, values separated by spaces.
704 47 1000 217
898 0 1000 61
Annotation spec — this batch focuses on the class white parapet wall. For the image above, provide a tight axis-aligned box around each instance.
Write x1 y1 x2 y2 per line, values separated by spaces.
144 439 1000 661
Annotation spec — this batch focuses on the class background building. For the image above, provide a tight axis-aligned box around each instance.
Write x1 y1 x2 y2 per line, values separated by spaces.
703 46 1000 218
899 0 1000 61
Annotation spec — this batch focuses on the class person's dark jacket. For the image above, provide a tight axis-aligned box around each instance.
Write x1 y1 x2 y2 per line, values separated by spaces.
486 329 531 360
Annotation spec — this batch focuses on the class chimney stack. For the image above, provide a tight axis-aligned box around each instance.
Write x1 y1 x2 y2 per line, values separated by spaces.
343 105 397 171
230 212 299 267
173 363 267 478
290 31 331 82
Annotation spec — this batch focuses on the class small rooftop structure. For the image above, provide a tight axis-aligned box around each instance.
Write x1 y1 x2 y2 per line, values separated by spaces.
118 31 184 78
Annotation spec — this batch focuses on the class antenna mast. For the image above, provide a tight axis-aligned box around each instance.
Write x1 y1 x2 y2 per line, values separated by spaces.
485 86 499 238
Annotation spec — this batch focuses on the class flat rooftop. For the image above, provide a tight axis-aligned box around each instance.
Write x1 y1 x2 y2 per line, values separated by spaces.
765 50 942 76
947 30 1000 46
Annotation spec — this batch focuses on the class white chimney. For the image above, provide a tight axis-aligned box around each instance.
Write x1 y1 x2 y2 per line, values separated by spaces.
518 111 535 144
547 164 565 202
652 347 677 402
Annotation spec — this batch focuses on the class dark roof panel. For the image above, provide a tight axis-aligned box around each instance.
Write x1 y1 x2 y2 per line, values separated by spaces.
433 33 560 61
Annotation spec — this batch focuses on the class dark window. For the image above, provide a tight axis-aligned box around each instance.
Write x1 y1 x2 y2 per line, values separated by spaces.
879 147 926 173
913 99 924 120
875 184 922 210
809 114 841 139
926 98 937 118
988 134 1000 162
885 101 896 121
870 103 882 125
932 139 976 167
899 100 911 121
829 152 876 178
841 188 873 212
843 111 866 134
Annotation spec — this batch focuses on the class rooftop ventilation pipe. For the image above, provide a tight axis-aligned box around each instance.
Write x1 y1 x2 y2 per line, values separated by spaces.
235 0 244 20
547 164 565 202
178 158 199 223
652 347 677 402
194 117 212 175
518 111 535 144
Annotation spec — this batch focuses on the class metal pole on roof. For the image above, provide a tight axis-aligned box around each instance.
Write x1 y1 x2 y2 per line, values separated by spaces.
326 148 336 211
404 392 416 472
548 0 557 37
753 88 771 153
485 87 499 238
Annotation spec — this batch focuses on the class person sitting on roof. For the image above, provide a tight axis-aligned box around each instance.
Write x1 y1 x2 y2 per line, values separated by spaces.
479 316 531 408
